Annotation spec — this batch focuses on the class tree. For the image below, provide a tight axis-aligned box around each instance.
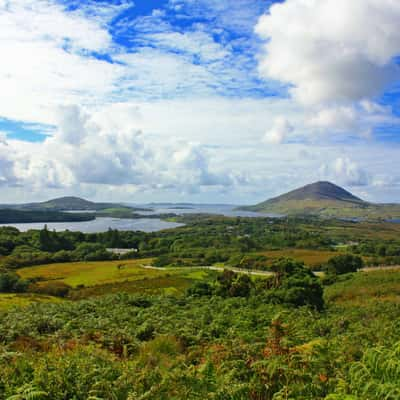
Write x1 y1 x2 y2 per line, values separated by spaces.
265 258 324 310
39 225 52 252
229 274 253 297
325 254 364 275
215 269 253 298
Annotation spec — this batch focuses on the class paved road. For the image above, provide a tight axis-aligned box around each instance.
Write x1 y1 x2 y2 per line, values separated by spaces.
142 264 400 277
142 264 272 276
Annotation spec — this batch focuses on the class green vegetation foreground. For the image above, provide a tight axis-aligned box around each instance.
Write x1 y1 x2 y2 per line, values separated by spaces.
1 215 400 399
1 265 400 399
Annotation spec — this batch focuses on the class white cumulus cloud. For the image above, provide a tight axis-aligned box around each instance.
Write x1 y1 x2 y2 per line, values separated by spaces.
320 157 370 187
5 105 236 194
263 117 293 144
256 0 400 106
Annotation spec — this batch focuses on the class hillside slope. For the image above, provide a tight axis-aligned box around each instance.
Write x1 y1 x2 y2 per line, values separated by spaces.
239 181 400 219
264 181 363 204
1 197 138 212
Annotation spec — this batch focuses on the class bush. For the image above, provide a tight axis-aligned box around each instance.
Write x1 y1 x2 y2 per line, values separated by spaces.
227 254 268 270
215 270 253 298
119 250 140 260
325 254 364 275
263 258 324 310
30 282 71 298
72 243 112 262
51 250 73 263
0 272 29 293
153 255 173 268
187 281 213 297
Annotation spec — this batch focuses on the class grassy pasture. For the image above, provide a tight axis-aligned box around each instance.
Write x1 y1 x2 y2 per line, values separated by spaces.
248 198 400 219
325 268 400 306
259 249 341 267
69 274 208 299
18 259 156 287
0 293 63 310
17 259 218 299
323 220 400 241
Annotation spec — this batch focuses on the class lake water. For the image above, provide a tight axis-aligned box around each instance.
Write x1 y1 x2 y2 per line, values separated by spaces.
0 204 278 233
131 203 278 219
0 217 185 233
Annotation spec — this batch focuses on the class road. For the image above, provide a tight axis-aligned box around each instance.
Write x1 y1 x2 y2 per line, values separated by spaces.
142 264 400 277
142 264 273 276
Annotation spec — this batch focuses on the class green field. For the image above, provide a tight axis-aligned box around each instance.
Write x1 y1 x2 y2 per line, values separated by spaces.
259 248 341 267
325 268 400 306
17 259 218 300
261 249 338 267
18 259 157 287
18 259 215 287
258 248 373 269
0 293 63 310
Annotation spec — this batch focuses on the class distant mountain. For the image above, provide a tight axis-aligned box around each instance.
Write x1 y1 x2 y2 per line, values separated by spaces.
1 196 133 212
261 181 364 205
239 181 400 220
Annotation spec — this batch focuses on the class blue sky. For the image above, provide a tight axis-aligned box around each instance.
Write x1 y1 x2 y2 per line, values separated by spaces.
0 0 400 203
3 0 286 140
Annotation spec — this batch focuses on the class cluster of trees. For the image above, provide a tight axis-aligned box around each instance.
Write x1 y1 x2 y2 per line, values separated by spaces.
189 259 324 310
0 216 337 266
324 254 364 275
188 270 253 298
353 241 400 257
0 226 144 269
352 240 400 266
2 216 399 271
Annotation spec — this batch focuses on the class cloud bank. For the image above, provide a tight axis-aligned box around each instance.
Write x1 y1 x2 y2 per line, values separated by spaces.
0 0 399 203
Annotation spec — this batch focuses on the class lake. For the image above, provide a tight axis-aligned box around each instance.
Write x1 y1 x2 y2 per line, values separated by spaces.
0 217 185 233
131 203 277 218
0 204 281 233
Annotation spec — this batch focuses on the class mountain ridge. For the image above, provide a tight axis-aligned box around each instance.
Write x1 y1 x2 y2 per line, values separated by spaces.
264 181 364 205
0 196 131 212
239 181 400 220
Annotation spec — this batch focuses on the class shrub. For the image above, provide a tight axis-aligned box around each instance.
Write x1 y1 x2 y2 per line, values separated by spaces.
263 258 324 310
187 281 213 297
72 243 112 262
153 255 173 268
215 270 253 298
0 272 29 293
30 282 71 298
325 254 364 275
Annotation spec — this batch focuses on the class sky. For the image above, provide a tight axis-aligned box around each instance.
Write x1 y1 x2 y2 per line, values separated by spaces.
0 0 400 204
